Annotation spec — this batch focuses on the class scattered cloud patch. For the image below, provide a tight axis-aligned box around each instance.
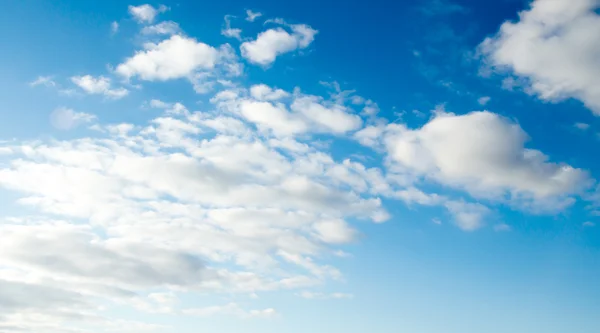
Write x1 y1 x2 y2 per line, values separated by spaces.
71 75 129 99
246 9 262 22
222 15 242 40
141 21 180 35
111 21 119 34
574 122 590 131
128 4 168 24
240 24 318 66
478 96 491 106
49 107 96 130
493 223 512 232
29 76 56 88
297 291 354 299
583 221 596 227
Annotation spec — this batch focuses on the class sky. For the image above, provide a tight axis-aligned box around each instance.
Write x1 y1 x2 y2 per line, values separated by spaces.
1 0 600 332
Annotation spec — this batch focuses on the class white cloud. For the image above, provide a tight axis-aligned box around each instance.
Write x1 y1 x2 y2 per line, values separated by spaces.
222 15 242 40
240 24 318 66
212 85 363 137
250 84 290 101
71 75 129 99
290 95 363 134
141 21 180 35
583 221 596 227
111 21 119 34
116 35 220 81
297 291 354 299
313 219 357 244
246 9 262 22
574 122 590 131
182 303 276 319
479 0 600 114
494 223 512 232
478 96 491 106
128 4 169 24
0 89 388 328
383 111 590 210
444 200 490 231
49 107 96 130
30 76 56 88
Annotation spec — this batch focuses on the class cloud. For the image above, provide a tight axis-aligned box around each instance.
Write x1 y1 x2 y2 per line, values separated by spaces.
240 24 318 66
222 15 242 40
30 76 56 88
141 21 180 35
574 122 590 131
128 4 168 24
111 21 119 34
494 223 512 232
212 85 363 136
297 291 354 299
182 303 276 319
71 75 129 99
583 221 596 227
382 111 590 210
444 200 490 231
116 35 220 81
479 0 600 114
49 107 96 130
0 85 388 328
246 9 262 22
478 96 491 106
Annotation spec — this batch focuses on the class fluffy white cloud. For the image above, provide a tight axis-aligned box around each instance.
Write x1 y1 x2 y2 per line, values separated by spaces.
246 9 262 22
71 75 129 99
212 85 363 136
290 95 362 134
382 111 590 210
128 4 168 24
116 35 220 81
141 21 180 35
240 24 318 66
49 107 96 130
250 84 290 100
479 0 600 114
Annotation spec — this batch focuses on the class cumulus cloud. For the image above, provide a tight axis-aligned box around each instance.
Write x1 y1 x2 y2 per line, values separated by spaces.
141 21 181 35
116 35 220 81
246 9 262 22
71 75 129 99
212 85 363 136
381 111 590 211
128 4 168 24
240 24 318 66
479 0 600 114
49 107 96 130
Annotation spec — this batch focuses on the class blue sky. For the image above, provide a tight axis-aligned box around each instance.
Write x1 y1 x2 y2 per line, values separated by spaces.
1 0 600 332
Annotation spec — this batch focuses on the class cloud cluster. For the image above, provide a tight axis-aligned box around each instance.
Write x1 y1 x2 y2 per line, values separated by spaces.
480 0 600 114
